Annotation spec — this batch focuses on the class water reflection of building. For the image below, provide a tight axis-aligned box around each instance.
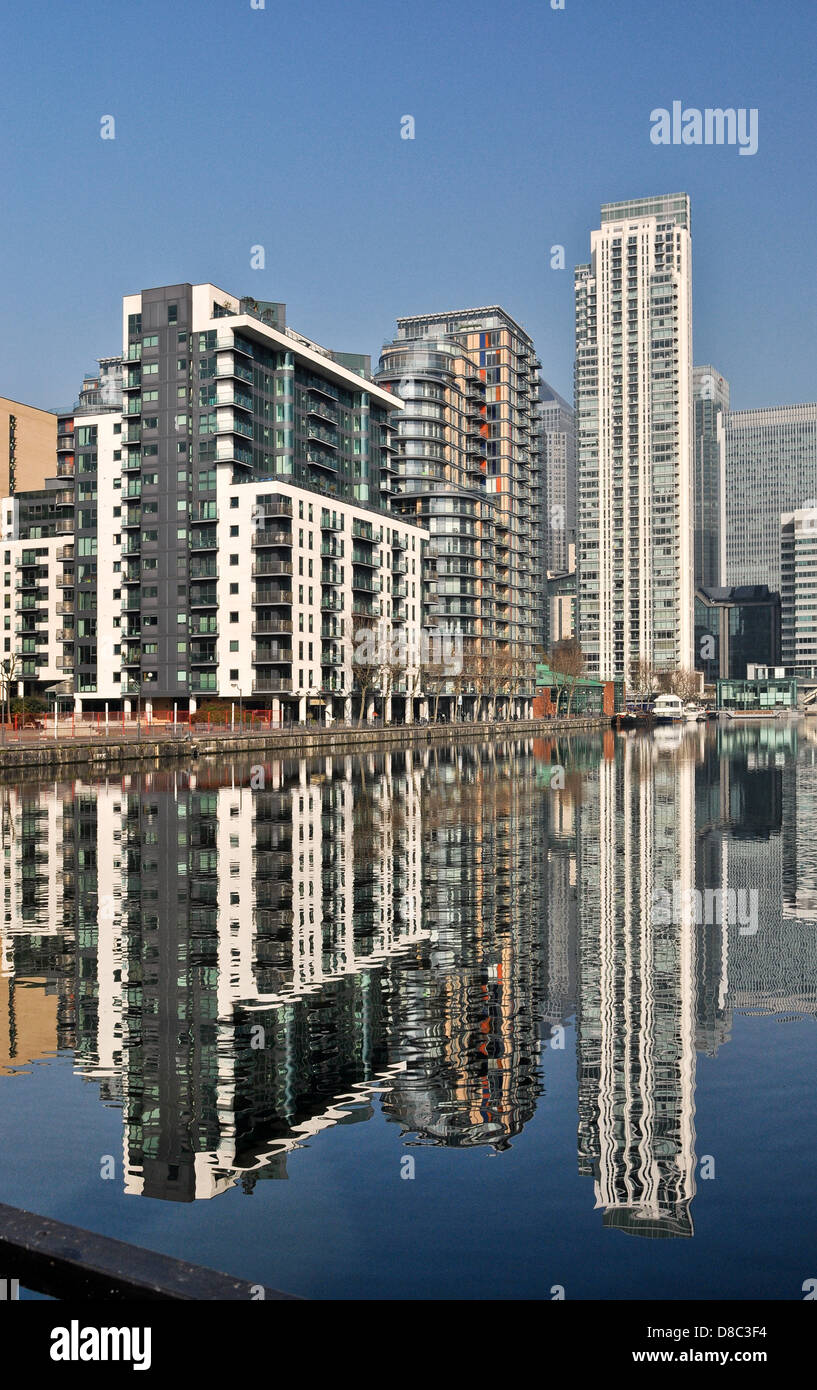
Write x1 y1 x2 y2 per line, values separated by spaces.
3 726 816 1214
576 736 698 1238
383 743 562 1149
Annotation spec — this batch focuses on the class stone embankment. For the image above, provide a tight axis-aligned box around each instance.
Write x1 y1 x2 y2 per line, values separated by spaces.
0 717 610 779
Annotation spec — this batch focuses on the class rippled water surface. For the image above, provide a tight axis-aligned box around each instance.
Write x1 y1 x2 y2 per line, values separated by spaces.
1 723 815 1299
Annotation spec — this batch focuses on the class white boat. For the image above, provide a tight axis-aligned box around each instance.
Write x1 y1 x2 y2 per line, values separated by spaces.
653 694 684 724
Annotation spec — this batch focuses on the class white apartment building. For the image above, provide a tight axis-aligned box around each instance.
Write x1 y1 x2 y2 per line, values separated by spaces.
1 497 68 702
575 194 694 681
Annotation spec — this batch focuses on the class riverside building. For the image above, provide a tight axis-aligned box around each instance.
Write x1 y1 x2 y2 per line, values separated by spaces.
575 194 694 681
376 306 542 714
3 285 432 721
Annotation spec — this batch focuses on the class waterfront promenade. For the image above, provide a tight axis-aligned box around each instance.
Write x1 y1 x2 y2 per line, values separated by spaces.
0 714 609 777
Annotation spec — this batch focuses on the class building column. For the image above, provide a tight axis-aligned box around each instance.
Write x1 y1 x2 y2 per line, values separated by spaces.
73 695 82 714
298 694 307 722
384 694 392 725
344 696 352 724
189 696 197 716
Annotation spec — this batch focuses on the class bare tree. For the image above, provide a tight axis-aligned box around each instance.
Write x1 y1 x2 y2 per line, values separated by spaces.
348 614 379 724
0 653 20 732
628 657 656 703
550 638 585 717
657 666 700 702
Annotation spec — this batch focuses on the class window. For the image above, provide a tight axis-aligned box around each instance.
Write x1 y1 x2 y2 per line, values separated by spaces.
229 640 239 652
230 611 238 623
230 525 238 537
229 668 238 681
230 496 239 509
229 582 238 594
168 303 178 323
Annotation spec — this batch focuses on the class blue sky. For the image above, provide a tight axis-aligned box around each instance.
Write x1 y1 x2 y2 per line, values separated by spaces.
0 0 814 411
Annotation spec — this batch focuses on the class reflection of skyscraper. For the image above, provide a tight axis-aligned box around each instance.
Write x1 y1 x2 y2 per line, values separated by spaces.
575 737 698 1237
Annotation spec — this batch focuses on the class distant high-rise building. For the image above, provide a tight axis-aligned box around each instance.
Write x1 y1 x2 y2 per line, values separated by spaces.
692 365 729 589
781 509 817 676
575 194 694 681
725 404 817 590
538 379 575 574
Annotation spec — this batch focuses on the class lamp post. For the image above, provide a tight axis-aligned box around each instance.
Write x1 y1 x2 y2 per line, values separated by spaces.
231 683 243 729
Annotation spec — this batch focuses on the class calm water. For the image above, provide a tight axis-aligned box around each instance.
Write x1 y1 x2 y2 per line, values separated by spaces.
1 723 816 1300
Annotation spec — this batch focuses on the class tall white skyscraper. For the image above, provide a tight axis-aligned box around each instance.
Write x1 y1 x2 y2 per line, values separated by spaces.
575 194 694 681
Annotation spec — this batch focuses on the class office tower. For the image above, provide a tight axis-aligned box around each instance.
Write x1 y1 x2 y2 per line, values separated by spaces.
781 509 817 676
575 194 694 681
694 584 781 683
377 306 542 704
692 365 729 589
0 396 57 496
538 379 575 575
725 403 817 589
116 284 423 721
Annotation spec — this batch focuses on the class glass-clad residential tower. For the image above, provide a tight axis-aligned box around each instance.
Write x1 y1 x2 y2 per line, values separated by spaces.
575 194 694 681
377 306 542 697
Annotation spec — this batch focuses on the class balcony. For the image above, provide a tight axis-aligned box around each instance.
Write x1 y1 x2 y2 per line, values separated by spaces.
391 533 408 550
254 587 292 606
352 548 377 568
216 443 252 466
252 560 292 577
352 521 381 543
216 335 253 356
190 562 218 580
190 530 218 552
321 593 343 612
306 397 338 425
321 566 342 586
252 677 293 693
216 359 253 384
306 448 338 472
255 495 293 518
189 589 218 608
252 646 292 664
216 387 252 412
251 529 292 548
320 539 343 558
352 575 380 593
320 511 343 531
251 619 293 635
217 412 253 439
306 423 339 449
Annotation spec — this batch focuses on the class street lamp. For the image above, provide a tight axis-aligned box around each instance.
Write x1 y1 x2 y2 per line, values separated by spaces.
231 683 243 729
